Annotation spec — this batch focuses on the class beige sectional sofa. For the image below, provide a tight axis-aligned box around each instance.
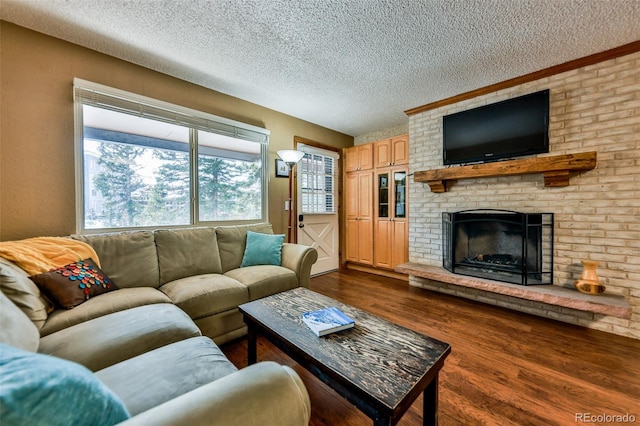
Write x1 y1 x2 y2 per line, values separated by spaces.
0 223 318 425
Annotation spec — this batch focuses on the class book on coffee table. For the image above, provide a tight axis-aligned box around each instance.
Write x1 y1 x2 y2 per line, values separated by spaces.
302 306 355 337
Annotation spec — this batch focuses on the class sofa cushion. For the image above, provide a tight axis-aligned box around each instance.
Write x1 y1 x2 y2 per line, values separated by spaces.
160 274 249 320
225 265 298 301
215 223 273 273
39 303 201 372
241 231 285 267
40 287 172 337
195 309 248 345
73 230 160 288
0 343 130 425
95 336 237 416
0 257 51 329
0 291 40 352
30 259 118 309
155 227 222 285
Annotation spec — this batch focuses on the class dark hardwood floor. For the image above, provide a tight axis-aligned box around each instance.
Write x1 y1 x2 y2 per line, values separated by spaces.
221 269 640 425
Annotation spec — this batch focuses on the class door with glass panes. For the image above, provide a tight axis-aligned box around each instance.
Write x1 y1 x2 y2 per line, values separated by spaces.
296 144 340 275
374 168 408 269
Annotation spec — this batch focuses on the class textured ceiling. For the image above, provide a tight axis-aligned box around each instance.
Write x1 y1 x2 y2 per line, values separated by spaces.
2 0 639 136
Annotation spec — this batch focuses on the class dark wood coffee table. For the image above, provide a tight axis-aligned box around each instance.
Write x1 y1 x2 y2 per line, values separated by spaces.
239 287 451 426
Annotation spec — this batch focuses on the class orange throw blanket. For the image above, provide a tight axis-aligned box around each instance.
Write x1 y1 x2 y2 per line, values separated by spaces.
0 237 100 276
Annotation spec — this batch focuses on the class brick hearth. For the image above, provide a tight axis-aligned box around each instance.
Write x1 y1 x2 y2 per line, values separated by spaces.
396 262 631 319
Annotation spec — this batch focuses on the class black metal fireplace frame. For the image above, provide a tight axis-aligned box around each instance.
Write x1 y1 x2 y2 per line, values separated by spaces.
443 209 554 286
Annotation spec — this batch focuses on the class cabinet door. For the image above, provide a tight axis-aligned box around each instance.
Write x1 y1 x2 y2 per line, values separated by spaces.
358 217 374 265
345 171 373 265
391 169 408 267
393 170 407 219
356 171 374 265
391 134 409 166
374 139 392 168
345 217 360 262
374 171 391 268
345 144 373 172
345 147 360 172
358 171 373 221
391 218 408 266
345 172 359 262
377 172 390 219
345 172 359 218
374 219 392 268
358 144 373 171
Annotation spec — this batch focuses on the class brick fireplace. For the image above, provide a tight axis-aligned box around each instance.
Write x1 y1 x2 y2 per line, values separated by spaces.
406 50 640 339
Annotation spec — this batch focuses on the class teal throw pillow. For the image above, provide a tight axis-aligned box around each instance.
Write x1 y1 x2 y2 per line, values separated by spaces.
0 343 130 426
240 231 285 267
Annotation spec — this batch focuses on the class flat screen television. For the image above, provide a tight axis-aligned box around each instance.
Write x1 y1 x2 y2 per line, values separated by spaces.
443 89 549 165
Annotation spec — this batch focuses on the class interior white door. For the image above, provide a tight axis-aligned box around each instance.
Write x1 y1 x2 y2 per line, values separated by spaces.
296 144 340 275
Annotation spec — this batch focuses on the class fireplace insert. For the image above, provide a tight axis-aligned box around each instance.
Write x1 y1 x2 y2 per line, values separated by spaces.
443 209 553 285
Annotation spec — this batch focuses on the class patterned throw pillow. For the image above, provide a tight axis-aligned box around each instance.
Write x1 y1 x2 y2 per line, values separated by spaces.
30 259 118 309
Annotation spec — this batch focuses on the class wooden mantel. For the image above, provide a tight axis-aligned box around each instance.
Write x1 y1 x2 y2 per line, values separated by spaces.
414 151 597 193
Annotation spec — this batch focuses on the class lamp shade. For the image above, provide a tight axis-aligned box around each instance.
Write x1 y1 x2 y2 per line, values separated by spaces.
277 149 305 165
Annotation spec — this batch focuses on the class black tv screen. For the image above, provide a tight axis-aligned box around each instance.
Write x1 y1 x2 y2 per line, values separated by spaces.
443 89 549 165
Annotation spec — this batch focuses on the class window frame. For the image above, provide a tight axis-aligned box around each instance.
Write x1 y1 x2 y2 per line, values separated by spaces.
73 78 270 233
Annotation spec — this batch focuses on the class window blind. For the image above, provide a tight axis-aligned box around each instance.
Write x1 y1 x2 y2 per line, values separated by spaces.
73 78 270 144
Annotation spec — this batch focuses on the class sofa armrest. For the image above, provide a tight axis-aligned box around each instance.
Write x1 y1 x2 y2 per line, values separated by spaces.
119 361 310 426
281 243 318 288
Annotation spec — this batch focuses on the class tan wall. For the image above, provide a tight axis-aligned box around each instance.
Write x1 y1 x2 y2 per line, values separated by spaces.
0 22 353 240
409 51 640 339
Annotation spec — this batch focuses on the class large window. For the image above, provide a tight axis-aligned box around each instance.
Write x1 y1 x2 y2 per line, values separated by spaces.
74 79 269 232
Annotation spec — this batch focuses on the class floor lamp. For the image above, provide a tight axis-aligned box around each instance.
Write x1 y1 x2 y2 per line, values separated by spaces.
277 149 304 243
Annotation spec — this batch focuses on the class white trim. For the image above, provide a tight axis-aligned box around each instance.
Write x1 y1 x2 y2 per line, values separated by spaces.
74 92 86 233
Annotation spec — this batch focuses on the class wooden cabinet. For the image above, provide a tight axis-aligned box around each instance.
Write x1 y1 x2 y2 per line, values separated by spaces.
345 171 373 265
344 134 408 273
374 134 408 168
374 168 408 269
345 144 373 172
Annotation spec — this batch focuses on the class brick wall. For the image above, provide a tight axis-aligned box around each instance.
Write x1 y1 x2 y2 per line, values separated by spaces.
408 51 640 339
354 123 409 145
